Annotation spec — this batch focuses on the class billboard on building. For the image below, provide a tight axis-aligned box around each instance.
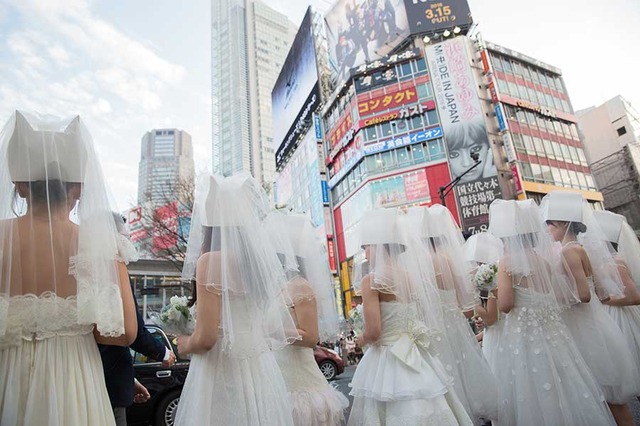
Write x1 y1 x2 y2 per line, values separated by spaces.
403 0 472 34
325 0 410 87
426 37 501 233
272 7 320 168
152 202 178 252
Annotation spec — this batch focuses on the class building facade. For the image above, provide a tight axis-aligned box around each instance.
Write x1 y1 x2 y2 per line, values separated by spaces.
138 128 194 206
577 96 640 231
482 41 601 206
211 0 295 189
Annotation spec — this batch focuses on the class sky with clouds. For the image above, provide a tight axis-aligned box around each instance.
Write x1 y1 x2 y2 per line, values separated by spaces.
1 0 638 211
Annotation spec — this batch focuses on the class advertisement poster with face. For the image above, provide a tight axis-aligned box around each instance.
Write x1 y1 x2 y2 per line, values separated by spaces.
426 37 501 233
325 0 410 87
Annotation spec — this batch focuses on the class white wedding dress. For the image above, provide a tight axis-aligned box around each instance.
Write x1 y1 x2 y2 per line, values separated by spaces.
561 277 640 404
0 293 116 426
603 303 640 367
347 301 473 426
491 286 615 425
274 345 348 426
174 299 294 426
433 289 498 424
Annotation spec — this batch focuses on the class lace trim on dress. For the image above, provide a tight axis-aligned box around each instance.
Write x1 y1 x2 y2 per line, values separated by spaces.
115 234 139 265
0 292 96 347
69 254 124 337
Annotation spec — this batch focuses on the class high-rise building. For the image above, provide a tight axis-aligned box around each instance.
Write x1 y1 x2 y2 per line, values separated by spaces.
211 0 296 189
137 128 195 206
577 96 640 231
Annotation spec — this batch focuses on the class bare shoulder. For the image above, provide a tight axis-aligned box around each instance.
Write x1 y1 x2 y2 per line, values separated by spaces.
561 243 584 259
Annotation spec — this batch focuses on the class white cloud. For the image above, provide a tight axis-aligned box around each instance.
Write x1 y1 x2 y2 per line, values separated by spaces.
48 44 71 65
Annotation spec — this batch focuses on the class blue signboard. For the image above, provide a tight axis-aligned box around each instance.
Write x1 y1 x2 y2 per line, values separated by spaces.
321 180 330 204
363 126 443 156
495 104 507 132
314 114 322 140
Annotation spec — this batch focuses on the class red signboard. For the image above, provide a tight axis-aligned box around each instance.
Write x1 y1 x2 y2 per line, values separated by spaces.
327 237 337 272
328 111 354 149
511 164 523 194
152 202 178 252
404 169 429 201
480 50 491 74
357 87 418 117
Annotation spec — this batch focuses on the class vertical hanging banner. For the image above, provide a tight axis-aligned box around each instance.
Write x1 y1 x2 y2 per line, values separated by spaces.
426 37 502 233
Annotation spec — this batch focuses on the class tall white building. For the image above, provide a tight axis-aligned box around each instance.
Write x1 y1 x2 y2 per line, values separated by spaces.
138 128 195 206
211 0 296 190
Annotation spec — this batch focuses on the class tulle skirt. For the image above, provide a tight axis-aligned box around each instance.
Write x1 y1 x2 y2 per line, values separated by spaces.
347 338 472 426
490 289 615 425
603 304 640 367
274 345 348 426
562 298 640 403
0 333 115 426
174 344 294 426
434 308 498 424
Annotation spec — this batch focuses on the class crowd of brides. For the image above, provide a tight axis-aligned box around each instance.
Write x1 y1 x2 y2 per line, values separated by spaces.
1 109 640 426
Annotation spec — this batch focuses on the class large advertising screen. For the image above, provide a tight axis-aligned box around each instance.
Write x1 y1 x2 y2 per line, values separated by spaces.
426 37 500 233
272 7 319 163
403 0 472 35
325 0 410 87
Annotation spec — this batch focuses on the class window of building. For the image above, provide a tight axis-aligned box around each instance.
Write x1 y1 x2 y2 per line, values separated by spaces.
381 150 393 169
503 58 513 74
551 167 563 186
512 133 525 151
410 114 423 130
520 162 533 179
397 147 410 166
365 126 377 141
417 84 429 99
577 172 587 189
543 139 554 159
523 134 534 154
577 148 588 166
412 144 425 162
585 174 596 190
617 126 627 136
426 109 439 126
533 137 545 156
428 138 446 160
366 155 378 172
560 144 571 162
400 62 413 77
414 58 427 73
380 121 393 138
541 165 553 182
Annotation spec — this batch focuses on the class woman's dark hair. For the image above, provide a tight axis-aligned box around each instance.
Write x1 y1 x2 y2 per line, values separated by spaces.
13 180 80 215
545 220 587 236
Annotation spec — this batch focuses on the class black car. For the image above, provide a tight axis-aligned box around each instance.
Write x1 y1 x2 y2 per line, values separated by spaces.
127 325 190 426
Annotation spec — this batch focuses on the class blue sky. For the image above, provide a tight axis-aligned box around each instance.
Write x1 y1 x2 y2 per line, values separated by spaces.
0 0 638 211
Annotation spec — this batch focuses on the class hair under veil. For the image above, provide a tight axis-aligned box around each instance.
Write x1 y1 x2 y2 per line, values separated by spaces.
408 204 479 311
182 173 299 356
0 111 125 339
489 199 581 309
352 207 444 334
270 213 341 342
540 190 624 300
594 210 640 290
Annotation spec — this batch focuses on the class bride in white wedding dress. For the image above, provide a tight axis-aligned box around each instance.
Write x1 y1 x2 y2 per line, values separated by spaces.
268 212 348 426
174 174 299 426
0 111 138 426
489 199 615 426
347 208 472 426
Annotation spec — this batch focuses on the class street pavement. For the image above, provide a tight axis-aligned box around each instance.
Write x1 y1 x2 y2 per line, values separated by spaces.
334 365 640 425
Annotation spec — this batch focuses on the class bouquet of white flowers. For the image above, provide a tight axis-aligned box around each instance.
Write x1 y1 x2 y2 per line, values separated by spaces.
347 304 364 337
149 295 195 336
473 263 498 294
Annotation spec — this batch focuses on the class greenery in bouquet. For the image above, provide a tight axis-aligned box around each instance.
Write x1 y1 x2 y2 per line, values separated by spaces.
149 295 195 335
473 263 498 295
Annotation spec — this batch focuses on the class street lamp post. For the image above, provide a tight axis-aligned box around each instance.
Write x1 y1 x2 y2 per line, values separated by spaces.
439 152 482 207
